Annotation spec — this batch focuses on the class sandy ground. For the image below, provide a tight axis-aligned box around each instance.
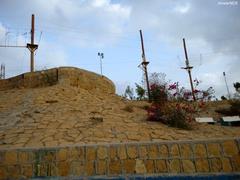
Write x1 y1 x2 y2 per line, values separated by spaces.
0 84 239 149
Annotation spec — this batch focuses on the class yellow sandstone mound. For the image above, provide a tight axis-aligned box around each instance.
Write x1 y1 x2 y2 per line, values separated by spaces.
0 67 115 94
0 67 239 148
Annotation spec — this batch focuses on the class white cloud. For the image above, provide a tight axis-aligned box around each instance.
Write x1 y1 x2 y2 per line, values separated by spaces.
123 0 240 98
0 0 239 98
0 0 132 77
174 3 191 14
35 40 68 70
91 0 109 7
0 0 131 47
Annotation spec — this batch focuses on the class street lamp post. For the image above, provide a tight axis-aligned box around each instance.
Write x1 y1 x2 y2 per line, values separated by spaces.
98 52 104 76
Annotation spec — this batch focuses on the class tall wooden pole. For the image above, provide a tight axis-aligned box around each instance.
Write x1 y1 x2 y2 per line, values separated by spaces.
139 30 151 101
27 14 38 72
182 38 196 101
31 14 34 72
223 72 231 99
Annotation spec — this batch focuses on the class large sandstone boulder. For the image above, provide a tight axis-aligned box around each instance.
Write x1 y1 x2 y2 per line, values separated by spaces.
0 67 115 94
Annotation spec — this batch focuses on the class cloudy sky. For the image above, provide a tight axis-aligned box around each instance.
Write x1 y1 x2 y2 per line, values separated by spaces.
0 0 239 98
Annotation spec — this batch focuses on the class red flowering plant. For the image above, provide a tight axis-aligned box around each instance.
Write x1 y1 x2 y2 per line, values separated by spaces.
167 82 193 101
164 102 193 129
145 73 215 129
167 79 215 102
174 102 196 122
147 83 168 122
150 83 168 105
147 81 193 129
193 79 215 101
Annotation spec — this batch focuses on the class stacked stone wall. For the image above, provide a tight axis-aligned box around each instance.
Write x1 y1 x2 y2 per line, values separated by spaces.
0 138 239 179
0 67 115 94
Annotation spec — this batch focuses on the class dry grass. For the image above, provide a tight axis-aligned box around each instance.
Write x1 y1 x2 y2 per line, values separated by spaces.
122 105 134 112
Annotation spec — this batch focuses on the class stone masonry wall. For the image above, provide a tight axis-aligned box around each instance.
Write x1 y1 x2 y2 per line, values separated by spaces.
0 138 239 179
0 67 115 94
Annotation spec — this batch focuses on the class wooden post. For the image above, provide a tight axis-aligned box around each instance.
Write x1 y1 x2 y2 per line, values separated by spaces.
30 14 34 72
182 38 196 101
223 72 231 99
139 30 151 101
27 14 38 72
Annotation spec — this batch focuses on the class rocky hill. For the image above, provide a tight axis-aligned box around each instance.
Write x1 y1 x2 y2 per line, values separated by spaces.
0 67 239 148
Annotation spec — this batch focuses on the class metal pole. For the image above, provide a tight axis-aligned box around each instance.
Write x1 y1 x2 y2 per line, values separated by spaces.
98 52 104 76
100 56 102 76
223 72 231 99
182 38 196 101
139 30 151 101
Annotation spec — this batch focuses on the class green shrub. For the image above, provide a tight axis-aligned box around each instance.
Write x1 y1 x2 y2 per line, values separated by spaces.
166 107 192 130
124 85 134 100
135 83 146 100
142 104 150 110
215 100 240 116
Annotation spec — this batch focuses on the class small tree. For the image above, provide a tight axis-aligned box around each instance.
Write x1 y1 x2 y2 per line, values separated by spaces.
233 82 240 99
221 96 227 100
135 83 146 100
149 72 167 87
124 85 134 100
150 84 168 105
233 82 240 93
